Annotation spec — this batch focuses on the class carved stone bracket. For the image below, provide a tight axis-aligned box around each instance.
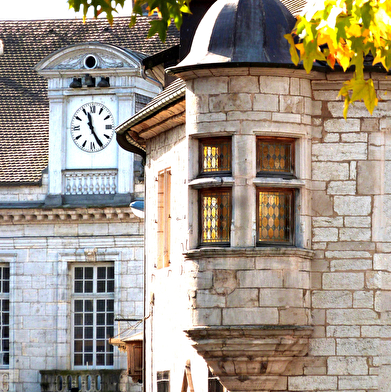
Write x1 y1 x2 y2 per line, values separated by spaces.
185 325 313 391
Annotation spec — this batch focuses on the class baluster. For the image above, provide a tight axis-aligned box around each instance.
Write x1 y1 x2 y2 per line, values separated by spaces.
65 175 71 195
89 174 94 194
72 174 77 195
83 175 89 194
95 174 100 194
78 175 83 194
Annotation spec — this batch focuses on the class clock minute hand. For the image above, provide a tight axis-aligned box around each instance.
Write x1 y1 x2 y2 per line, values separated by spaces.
87 112 103 148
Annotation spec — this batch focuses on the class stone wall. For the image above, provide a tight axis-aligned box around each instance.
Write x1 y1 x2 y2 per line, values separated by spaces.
0 211 143 392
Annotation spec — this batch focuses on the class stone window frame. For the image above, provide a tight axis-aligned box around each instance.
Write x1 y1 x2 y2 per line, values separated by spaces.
189 137 234 247
71 263 115 369
254 137 304 247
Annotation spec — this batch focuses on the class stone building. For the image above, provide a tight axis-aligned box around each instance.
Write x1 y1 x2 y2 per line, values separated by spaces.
117 0 391 391
0 18 178 392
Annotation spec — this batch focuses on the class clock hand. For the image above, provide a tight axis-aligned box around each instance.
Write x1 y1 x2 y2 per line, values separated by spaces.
87 112 103 148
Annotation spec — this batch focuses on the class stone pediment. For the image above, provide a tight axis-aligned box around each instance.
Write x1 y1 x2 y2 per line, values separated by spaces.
35 42 147 77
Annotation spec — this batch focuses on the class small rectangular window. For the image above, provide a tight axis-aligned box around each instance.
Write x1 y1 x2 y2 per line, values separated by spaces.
257 188 294 244
0 266 9 368
257 138 295 177
157 371 170 392
199 138 232 175
200 188 231 246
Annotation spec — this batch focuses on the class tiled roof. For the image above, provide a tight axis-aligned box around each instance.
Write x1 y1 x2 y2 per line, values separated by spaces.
281 0 308 16
0 17 179 185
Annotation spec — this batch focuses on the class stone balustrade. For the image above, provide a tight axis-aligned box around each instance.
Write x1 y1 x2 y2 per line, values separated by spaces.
63 170 118 195
40 369 125 392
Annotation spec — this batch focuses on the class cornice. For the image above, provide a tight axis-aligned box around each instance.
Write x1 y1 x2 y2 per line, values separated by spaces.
0 206 141 225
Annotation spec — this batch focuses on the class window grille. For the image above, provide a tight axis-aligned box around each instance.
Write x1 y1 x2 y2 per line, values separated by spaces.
73 265 114 368
0 266 9 368
135 93 152 113
200 188 231 245
199 138 232 175
157 371 170 392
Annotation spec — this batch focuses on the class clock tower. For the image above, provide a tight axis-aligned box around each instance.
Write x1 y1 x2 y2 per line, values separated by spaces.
35 42 159 206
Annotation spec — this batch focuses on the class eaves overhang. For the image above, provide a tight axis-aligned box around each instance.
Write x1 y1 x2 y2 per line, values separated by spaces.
116 79 186 157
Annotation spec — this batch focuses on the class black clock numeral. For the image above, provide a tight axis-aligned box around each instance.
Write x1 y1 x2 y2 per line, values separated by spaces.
104 134 111 139
73 125 80 131
99 107 104 115
105 124 112 129
82 108 87 116
82 140 87 148
104 115 110 120
75 135 82 140
91 142 96 150
75 116 82 121
90 105 96 113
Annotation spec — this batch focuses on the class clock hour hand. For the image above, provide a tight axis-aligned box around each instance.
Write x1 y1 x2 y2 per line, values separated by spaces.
87 112 103 148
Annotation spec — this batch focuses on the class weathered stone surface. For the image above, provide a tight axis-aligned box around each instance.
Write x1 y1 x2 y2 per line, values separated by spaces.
312 143 367 161
334 196 372 216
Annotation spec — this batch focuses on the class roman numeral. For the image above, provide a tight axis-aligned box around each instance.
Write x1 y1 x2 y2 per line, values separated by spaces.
105 124 112 129
90 105 96 113
91 141 96 150
73 125 80 131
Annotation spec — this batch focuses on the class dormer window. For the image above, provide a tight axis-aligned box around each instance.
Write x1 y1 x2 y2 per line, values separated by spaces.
199 138 232 176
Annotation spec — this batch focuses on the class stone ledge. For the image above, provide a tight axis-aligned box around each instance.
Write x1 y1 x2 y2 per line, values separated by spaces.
184 247 314 260
0 206 140 225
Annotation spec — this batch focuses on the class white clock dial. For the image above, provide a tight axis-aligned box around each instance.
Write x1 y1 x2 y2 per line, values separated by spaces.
71 102 115 153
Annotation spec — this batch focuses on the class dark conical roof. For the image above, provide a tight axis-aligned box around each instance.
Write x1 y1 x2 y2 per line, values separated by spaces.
174 0 297 70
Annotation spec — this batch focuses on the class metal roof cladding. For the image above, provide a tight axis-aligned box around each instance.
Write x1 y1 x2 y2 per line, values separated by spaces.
172 0 298 71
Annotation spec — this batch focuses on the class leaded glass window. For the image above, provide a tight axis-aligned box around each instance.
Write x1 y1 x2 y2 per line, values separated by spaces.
199 138 232 175
73 265 114 368
257 189 293 244
257 138 294 176
200 189 231 245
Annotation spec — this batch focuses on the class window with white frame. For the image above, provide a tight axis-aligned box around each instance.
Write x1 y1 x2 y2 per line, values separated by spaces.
0 266 9 368
72 264 114 368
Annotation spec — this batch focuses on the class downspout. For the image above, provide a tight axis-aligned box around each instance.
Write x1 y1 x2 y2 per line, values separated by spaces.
141 65 163 90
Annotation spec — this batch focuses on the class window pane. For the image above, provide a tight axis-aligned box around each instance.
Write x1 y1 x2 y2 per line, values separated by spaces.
201 189 231 244
200 138 231 174
257 138 294 174
97 267 106 279
97 327 106 339
258 189 292 243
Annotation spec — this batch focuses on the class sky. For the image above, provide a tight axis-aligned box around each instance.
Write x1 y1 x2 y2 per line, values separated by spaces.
0 0 134 20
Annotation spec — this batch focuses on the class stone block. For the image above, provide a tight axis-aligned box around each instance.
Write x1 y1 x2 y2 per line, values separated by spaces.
313 217 344 227
209 93 252 112
313 228 338 242
328 357 368 375
312 143 367 161
339 376 378 390
353 291 374 308
226 289 258 307
357 161 382 194
279 308 309 325
213 270 237 295
312 162 349 181
344 217 371 227
196 290 225 308
309 338 336 356
288 376 337 390
194 77 228 94
312 191 333 217
328 309 380 325
324 133 340 142
330 258 372 271
238 270 283 288
253 94 279 111
324 118 360 132
280 95 304 114
272 112 302 123
323 272 364 289
341 132 368 142
312 290 352 308
259 288 304 307
229 76 259 93
339 228 371 241
192 308 221 326
327 326 361 337
327 181 356 195
222 307 278 325
325 250 372 258
334 196 372 216
259 76 289 94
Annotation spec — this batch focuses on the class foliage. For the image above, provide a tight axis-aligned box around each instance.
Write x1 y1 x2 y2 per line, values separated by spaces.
67 0 191 42
285 0 391 118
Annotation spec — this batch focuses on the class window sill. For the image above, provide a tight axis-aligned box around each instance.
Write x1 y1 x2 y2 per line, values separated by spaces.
253 177 305 188
189 177 234 189
184 246 314 260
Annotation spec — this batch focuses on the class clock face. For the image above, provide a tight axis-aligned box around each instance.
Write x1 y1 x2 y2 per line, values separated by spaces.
71 102 115 153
